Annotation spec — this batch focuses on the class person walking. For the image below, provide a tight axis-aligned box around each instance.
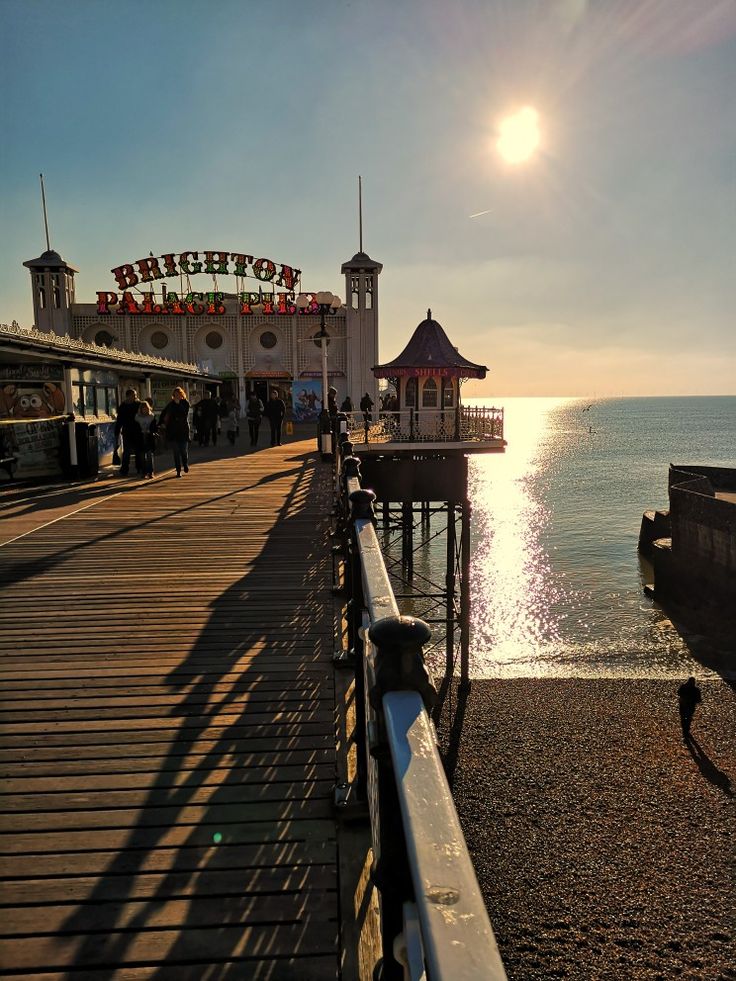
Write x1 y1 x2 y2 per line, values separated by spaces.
195 392 219 446
134 400 159 479
359 391 374 420
264 388 286 447
160 386 191 477
114 388 142 476
678 676 702 741
246 392 264 446
226 404 239 446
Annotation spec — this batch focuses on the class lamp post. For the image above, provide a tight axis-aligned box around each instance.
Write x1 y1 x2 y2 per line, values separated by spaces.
296 290 342 458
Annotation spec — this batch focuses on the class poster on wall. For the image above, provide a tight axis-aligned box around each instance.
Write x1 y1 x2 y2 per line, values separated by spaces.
292 380 323 422
1 419 64 477
0 364 66 420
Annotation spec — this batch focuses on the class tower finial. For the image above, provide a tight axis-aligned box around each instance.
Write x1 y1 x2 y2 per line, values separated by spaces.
358 175 363 253
39 173 51 251
427 308 432 320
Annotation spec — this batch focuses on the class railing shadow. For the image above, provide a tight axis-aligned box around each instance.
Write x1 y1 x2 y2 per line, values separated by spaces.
53 445 338 977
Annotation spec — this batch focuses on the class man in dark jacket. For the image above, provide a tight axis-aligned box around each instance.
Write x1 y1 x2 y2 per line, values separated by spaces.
195 392 219 446
264 389 286 446
114 389 142 476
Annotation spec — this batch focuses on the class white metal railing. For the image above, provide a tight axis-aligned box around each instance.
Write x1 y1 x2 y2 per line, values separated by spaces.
345 406 504 445
339 468 507 980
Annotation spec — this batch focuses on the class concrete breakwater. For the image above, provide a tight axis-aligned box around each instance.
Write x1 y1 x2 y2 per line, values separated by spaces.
639 465 736 652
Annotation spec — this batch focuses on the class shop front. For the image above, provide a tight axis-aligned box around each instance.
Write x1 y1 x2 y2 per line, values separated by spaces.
0 322 213 481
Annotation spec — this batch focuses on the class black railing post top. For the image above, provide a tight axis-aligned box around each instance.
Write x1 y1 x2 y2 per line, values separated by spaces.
369 614 436 710
342 455 362 481
369 614 432 650
340 438 354 456
349 487 376 521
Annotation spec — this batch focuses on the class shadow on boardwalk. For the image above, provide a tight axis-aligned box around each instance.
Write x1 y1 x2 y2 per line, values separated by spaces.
51 449 339 978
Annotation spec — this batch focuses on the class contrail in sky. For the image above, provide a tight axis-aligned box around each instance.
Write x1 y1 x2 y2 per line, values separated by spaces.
469 209 492 219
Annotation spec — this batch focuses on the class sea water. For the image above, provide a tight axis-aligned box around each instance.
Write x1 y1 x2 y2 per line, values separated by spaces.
431 396 735 679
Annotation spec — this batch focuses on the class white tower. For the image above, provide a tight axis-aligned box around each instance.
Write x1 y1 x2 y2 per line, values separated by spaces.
23 250 77 335
341 250 383 405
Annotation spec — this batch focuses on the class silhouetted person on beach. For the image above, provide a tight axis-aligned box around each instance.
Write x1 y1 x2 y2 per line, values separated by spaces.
678 676 702 741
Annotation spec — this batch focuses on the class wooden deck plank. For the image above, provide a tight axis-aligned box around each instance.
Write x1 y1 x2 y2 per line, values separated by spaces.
0 441 339 976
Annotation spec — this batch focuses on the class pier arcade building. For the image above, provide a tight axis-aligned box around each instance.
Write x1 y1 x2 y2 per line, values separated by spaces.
22 246 383 417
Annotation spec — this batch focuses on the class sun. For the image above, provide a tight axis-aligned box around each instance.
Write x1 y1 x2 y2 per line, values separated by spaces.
496 107 541 164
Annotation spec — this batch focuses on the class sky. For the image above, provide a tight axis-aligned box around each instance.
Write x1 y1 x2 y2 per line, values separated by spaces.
1 0 734 396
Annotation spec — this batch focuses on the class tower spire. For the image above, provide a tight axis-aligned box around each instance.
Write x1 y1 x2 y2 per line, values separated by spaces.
39 173 51 251
358 175 363 253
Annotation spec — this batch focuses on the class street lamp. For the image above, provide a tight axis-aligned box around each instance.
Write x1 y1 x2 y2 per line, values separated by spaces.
296 290 342 457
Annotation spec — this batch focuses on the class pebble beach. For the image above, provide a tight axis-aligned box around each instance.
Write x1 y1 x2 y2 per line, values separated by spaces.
437 678 736 980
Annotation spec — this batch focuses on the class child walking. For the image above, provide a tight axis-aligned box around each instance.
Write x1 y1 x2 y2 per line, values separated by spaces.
135 400 158 479
226 405 239 446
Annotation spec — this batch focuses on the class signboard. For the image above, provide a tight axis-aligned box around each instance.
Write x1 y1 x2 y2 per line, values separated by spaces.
1 419 64 477
1 365 66 421
293 380 324 422
97 250 312 317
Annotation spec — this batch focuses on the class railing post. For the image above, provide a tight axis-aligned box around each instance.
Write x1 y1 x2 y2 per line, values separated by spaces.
368 614 435 980
349 487 376 803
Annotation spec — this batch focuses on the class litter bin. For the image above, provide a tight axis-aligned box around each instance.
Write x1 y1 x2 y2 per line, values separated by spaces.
75 422 100 477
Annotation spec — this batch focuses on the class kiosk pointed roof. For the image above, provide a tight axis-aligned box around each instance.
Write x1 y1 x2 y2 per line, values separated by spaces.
373 310 487 379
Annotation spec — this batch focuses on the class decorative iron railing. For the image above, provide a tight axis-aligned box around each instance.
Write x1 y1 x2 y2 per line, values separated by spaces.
345 405 504 445
332 436 507 981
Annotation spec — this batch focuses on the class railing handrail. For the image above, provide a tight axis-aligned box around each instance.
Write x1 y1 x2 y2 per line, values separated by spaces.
383 690 507 981
339 458 507 980
344 404 505 446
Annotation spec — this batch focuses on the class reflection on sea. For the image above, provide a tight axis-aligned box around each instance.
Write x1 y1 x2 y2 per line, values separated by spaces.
465 397 735 679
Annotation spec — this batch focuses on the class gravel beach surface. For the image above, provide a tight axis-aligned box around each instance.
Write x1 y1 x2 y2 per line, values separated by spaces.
436 679 736 980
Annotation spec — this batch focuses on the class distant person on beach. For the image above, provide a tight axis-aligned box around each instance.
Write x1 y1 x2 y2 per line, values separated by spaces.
159 386 191 477
264 389 286 446
114 388 142 476
678 676 702 740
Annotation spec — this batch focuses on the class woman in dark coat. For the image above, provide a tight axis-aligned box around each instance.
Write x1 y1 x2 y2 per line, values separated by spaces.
159 386 191 477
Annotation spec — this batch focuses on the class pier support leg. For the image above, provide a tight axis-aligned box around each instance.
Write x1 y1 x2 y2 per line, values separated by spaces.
402 502 414 581
460 498 471 688
445 500 456 679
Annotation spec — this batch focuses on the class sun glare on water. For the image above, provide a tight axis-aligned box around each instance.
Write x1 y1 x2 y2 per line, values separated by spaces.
496 107 541 164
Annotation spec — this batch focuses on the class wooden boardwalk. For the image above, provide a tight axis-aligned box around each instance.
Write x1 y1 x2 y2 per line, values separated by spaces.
0 440 339 979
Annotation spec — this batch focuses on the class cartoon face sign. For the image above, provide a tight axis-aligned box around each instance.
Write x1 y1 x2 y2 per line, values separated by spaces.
0 381 66 419
13 393 47 418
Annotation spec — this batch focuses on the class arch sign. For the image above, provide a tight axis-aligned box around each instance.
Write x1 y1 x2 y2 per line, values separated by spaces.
96 249 313 317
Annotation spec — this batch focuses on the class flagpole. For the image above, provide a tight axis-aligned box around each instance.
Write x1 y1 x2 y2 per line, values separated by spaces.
39 174 51 251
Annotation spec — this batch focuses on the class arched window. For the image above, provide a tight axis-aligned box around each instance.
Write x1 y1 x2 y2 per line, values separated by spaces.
404 377 417 408
442 377 455 408
422 378 438 408
94 330 115 348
